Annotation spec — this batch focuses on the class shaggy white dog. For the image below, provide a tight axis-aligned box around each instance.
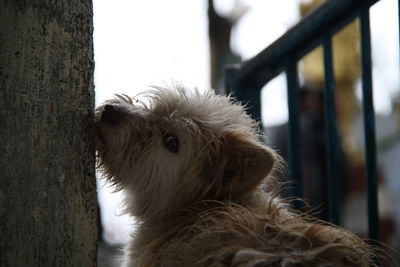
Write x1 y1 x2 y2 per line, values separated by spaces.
95 85 372 267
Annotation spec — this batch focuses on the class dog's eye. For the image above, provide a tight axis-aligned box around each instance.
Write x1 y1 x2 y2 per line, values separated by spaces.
163 133 179 153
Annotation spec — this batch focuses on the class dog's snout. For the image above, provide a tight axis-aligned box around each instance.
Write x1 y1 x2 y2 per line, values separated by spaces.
104 104 117 112
101 104 120 124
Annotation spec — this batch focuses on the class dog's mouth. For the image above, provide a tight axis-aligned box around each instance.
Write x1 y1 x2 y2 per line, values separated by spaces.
95 123 107 146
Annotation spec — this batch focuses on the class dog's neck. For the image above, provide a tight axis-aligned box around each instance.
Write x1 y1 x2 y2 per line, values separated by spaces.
138 189 269 229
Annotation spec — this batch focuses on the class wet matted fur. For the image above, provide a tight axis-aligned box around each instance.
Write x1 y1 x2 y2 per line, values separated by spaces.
95 85 373 266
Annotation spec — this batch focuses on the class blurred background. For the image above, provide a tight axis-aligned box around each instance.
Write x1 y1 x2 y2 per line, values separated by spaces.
93 0 400 265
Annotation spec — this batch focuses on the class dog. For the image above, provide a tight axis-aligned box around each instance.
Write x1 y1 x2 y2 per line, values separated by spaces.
95 85 372 266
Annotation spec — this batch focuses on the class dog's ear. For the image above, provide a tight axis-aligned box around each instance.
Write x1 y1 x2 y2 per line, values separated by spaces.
202 132 276 199
221 132 276 196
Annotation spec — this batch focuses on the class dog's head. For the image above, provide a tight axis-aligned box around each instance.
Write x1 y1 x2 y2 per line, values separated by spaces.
95 85 277 221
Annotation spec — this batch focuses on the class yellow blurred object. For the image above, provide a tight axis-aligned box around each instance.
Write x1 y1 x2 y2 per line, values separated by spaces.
300 0 360 84
300 0 362 163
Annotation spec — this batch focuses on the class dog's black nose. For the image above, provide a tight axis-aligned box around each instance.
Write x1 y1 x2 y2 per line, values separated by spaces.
101 104 120 124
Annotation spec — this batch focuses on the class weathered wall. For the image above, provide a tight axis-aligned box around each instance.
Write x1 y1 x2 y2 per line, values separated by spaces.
0 0 97 266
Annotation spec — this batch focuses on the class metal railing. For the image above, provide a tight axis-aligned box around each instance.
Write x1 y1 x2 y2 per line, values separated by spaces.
224 0 383 242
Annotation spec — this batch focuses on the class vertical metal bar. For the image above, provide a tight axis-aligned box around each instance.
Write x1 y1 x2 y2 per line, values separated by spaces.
285 63 303 209
360 8 380 241
322 37 341 226
225 67 263 124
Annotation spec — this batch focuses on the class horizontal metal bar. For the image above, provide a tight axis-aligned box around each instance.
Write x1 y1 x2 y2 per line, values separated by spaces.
360 8 379 241
322 36 341 226
285 63 303 209
227 0 380 90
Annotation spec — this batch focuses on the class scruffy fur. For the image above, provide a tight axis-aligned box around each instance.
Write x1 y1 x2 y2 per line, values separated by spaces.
95 85 372 266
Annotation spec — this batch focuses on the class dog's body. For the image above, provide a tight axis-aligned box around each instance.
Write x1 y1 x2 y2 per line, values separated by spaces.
96 85 371 266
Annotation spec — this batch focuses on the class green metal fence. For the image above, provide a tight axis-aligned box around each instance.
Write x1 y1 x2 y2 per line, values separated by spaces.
224 0 384 242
